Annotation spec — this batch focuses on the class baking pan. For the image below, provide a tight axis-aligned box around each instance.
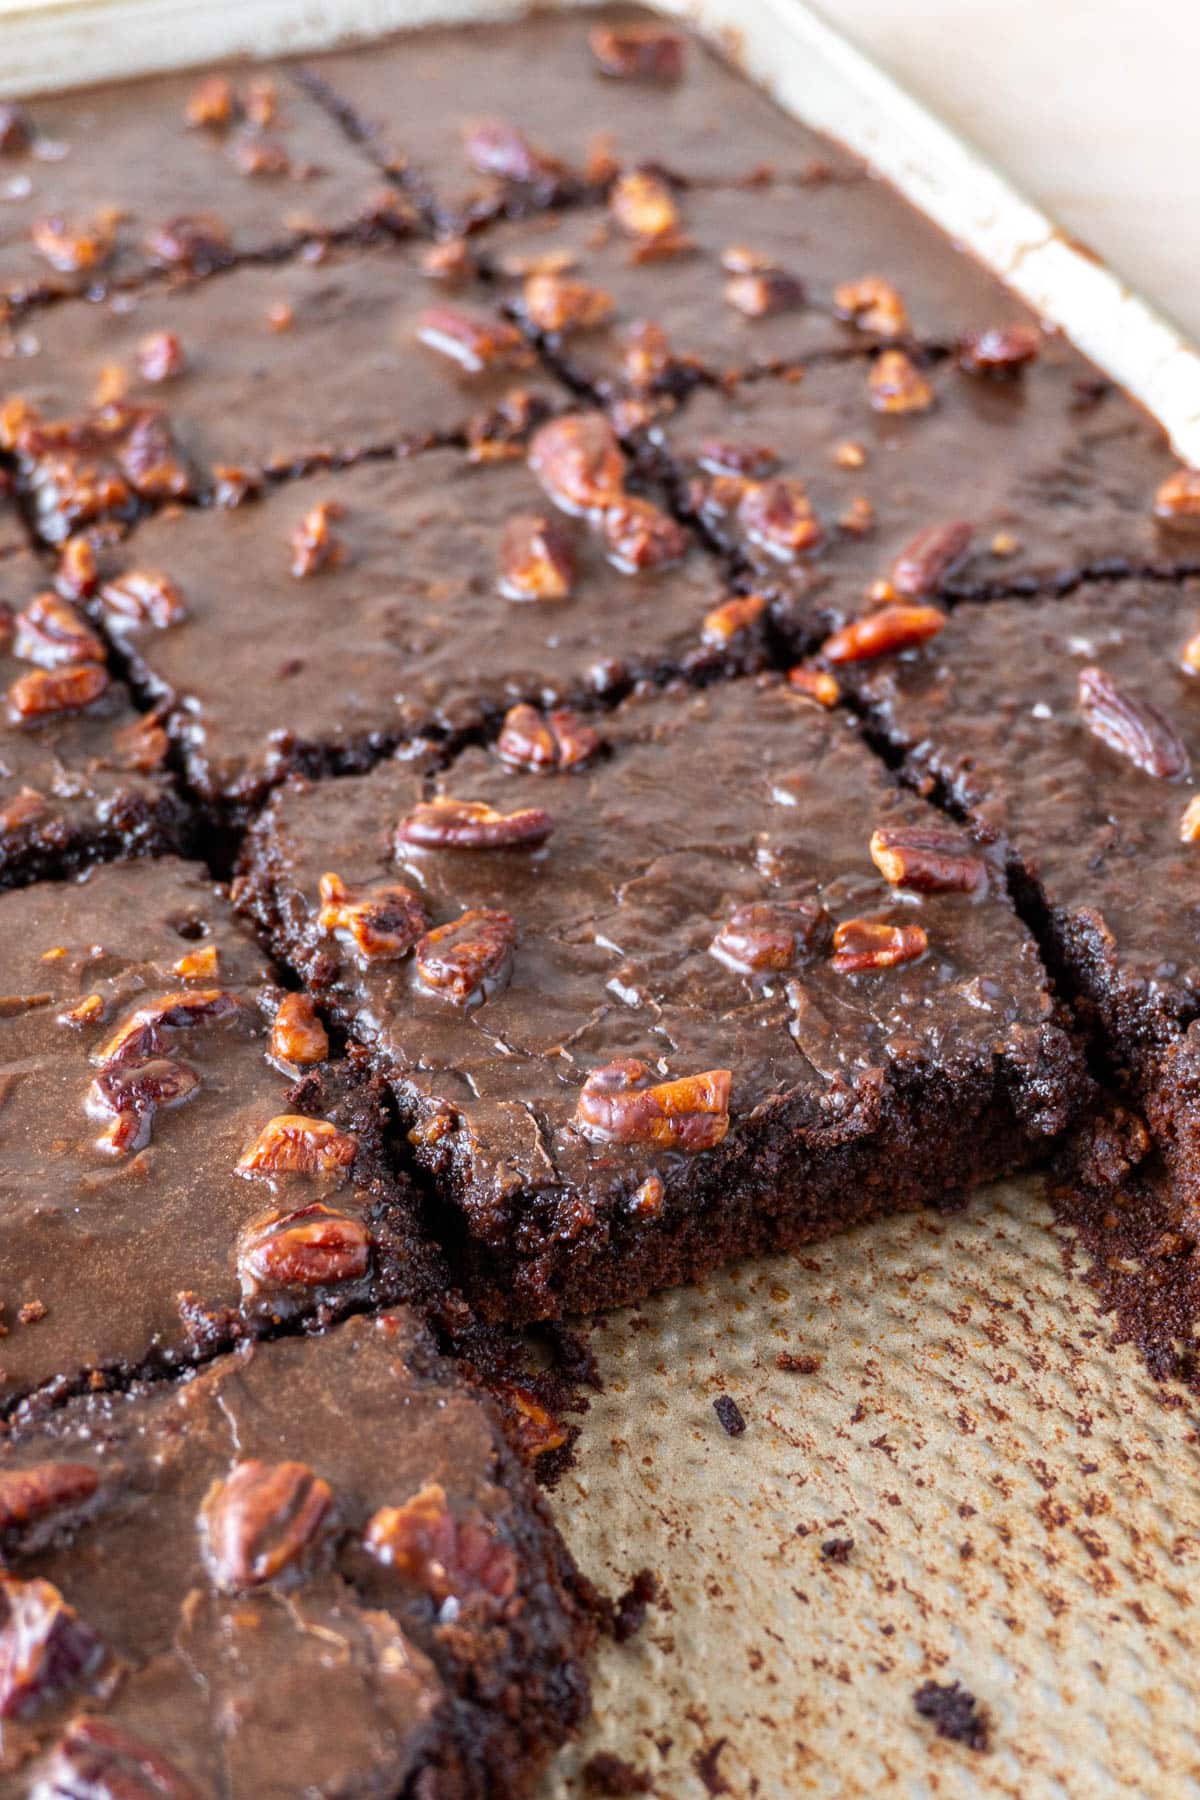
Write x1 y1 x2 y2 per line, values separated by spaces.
3 3 1199 1794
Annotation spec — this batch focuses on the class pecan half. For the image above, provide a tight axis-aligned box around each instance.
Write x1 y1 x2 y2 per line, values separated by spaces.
521 272 614 335
38 1716 203 1800
497 703 602 770
415 909 517 1005
398 797 553 850
7 662 108 723
958 325 1041 375
14 594 105 669
364 1483 518 1602
270 992 328 1066
869 826 986 893
31 211 115 274
589 23 685 80
289 500 345 578
0 1464 98 1536
1077 666 1189 779
701 593 767 648
137 330 186 383
86 1057 201 1157
499 513 576 600
831 919 928 973
0 1576 103 1721
236 1115 358 1176
200 1460 331 1590
711 899 829 972
462 118 559 184
144 212 231 270
820 604 945 664
575 1058 731 1153
737 478 823 559
889 521 974 598
869 350 934 414
1155 468 1200 527
529 414 626 514
417 305 531 375
237 1203 370 1296
832 275 909 338
186 73 235 129
622 319 673 390
609 170 679 240
602 496 688 572
94 989 239 1069
724 269 806 318
318 872 429 964
96 569 186 630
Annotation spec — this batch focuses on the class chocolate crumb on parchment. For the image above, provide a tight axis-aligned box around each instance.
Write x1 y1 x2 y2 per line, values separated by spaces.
583 1750 654 1795
820 1537 854 1564
612 1566 661 1643
776 1350 822 1373
913 1679 992 1751
713 1394 747 1436
692 1735 733 1795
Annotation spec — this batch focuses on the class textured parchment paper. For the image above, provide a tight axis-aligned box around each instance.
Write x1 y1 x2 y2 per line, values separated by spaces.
543 1179 1200 1798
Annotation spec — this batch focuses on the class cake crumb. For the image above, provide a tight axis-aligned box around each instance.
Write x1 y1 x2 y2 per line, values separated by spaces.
713 1394 746 1436
913 1679 991 1751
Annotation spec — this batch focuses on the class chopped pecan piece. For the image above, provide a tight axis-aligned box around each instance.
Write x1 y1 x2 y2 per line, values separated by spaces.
821 604 945 664
787 665 840 707
243 77 278 127
318 872 429 963
1077 666 1189 779
237 1203 370 1295
236 1114 358 1177
833 275 909 337
1155 468 1200 526
958 324 1041 375
14 594 105 669
521 271 615 335
59 992 104 1027
622 319 672 390
173 943 219 980
398 797 553 850
56 535 100 601
86 1057 200 1157
1180 795 1200 843
701 593 767 648
200 1460 332 1590
609 170 679 240
0 788 50 836
415 909 516 1005
144 212 231 270
0 105 31 156
289 500 345 578
870 825 986 893
529 413 626 514
364 1483 518 1601
498 703 602 771
466 387 554 464
421 237 476 284
575 1060 731 1153
869 350 934 414
839 495 874 535
417 304 531 375
711 900 829 972
834 439 867 469
499 513 576 600
186 73 235 129
890 521 974 598
0 1463 98 1536
94 989 239 1069
270 992 329 1066
7 662 108 723
724 269 806 318
266 298 294 332
39 1716 203 1800
112 406 189 500
697 440 778 479
831 919 928 973
589 23 685 80
737 477 823 559
30 211 115 274
137 330 186 383
114 712 170 772
493 1382 569 1458
96 569 186 629
602 496 688 572
462 118 559 184
232 130 290 178
0 1575 103 1720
